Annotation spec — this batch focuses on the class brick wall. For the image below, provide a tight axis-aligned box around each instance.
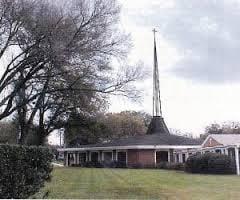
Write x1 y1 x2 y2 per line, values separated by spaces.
127 149 155 168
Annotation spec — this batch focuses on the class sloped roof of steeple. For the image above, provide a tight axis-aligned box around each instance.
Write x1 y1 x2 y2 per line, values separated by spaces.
146 116 169 135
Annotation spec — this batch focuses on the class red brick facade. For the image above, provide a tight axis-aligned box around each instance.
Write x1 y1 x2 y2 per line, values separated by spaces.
127 149 155 167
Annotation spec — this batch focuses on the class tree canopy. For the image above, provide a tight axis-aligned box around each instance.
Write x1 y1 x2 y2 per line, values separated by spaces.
0 0 144 145
65 111 152 147
200 121 240 139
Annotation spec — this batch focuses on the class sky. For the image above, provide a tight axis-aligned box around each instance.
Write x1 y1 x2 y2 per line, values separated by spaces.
108 0 240 137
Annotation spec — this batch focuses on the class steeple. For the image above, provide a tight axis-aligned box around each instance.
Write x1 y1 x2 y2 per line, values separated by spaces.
147 29 169 135
152 29 162 117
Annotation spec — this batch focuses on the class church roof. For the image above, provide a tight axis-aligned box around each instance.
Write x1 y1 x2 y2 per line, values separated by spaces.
75 133 202 148
68 116 201 149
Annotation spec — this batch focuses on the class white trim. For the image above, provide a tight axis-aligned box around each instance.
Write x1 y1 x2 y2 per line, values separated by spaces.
168 150 170 162
58 145 201 152
201 145 235 151
235 147 240 175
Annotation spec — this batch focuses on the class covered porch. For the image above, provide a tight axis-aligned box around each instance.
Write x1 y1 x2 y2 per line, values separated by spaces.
59 145 199 168
64 149 127 167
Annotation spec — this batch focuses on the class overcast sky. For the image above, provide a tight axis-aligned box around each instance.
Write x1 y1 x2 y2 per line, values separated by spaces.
108 0 240 137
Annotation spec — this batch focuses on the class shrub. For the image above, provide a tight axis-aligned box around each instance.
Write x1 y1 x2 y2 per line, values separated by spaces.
185 153 236 174
82 161 103 168
156 162 168 169
156 162 185 171
167 163 185 171
108 161 127 168
0 144 53 199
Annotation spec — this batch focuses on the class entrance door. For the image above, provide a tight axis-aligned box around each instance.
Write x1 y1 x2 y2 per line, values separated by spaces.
68 153 74 166
156 151 168 163
103 152 112 163
91 152 99 162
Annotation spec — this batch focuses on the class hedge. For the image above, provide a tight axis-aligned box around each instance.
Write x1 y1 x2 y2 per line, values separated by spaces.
72 161 127 168
185 153 236 174
0 144 53 199
156 162 185 171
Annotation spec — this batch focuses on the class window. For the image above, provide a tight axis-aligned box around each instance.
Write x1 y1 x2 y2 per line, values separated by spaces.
79 153 86 164
91 152 99 162
182 154 186 163
215 149 221 154
156 151 168 163
103 152 112 163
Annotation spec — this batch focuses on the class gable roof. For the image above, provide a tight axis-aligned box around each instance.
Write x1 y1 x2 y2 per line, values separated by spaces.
202 134 240 147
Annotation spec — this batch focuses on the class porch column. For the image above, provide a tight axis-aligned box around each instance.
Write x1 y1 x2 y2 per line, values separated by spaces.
89 151 91 162
65 152 69 167
154 150 156 166
173 153 176 163
220 149 224 154
169 149 174 163
225 148 228 156
235 147 240 175
179 153 182 163
73 153 76 164
186 152 189 160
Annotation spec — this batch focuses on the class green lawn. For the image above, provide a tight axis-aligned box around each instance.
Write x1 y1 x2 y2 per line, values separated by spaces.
36 167 240 199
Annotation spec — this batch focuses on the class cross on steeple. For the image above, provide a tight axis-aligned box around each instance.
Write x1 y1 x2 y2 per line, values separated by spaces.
152 28 157 39
152 28 162 117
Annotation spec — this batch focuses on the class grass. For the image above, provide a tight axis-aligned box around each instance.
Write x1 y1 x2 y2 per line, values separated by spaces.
35 167 240 199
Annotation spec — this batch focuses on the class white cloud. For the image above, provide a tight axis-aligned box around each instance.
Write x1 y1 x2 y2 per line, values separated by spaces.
124 0 240 83
109 0 240 136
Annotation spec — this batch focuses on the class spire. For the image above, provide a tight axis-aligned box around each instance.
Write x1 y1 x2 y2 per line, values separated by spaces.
146 29 169 135
152 29 162 117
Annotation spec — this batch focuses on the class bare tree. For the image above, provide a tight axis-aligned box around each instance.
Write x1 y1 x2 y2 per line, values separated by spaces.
0 0 144 144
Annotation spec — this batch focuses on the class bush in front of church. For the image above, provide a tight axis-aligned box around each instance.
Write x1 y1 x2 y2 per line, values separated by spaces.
156 162 185 171
0 144 53 199
185 152 236 174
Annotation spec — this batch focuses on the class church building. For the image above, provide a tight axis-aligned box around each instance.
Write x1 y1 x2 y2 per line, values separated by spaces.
59 30 202 167
58 30 240 175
